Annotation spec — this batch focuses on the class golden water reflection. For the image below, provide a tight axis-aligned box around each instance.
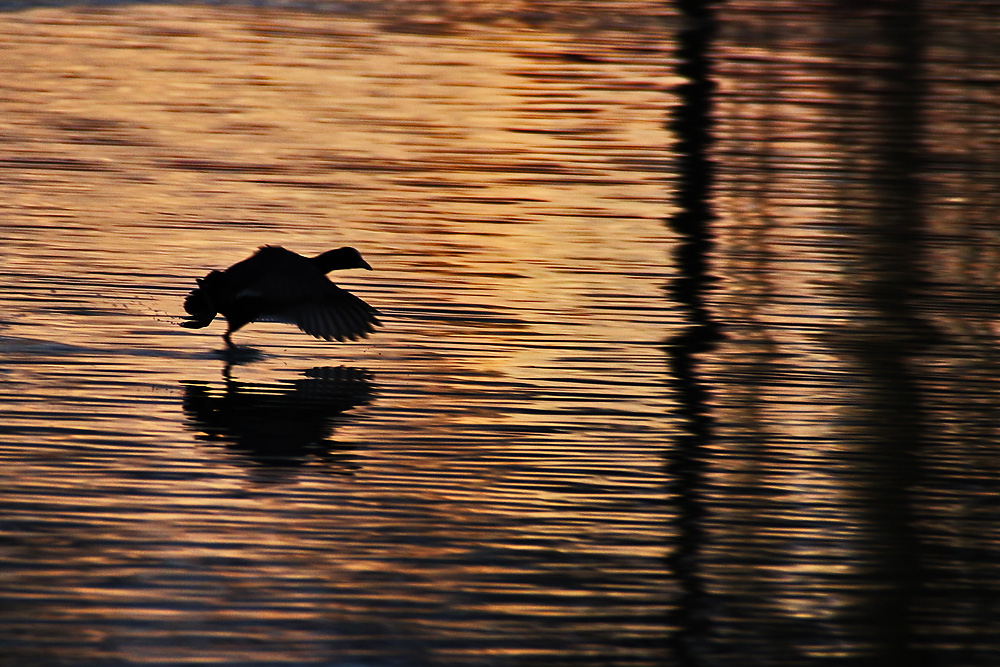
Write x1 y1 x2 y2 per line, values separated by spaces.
0 4 674 666
4 1 997 665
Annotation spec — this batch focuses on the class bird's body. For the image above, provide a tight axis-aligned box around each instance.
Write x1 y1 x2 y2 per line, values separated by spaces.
181 246 380 349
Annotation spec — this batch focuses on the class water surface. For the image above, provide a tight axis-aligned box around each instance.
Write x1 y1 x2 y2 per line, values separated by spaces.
0 4 675 665
2 2 1000 666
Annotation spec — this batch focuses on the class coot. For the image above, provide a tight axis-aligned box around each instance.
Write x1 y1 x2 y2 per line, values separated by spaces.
181 246 380 349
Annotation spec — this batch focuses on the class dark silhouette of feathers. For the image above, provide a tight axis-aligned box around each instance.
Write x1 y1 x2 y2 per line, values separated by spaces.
181 246 380 347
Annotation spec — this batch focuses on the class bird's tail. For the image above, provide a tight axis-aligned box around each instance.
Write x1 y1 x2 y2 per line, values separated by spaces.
181 270 224 329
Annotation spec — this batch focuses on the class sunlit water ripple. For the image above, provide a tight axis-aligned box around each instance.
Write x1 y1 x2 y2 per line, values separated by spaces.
0 3 674 665
3 2 999 666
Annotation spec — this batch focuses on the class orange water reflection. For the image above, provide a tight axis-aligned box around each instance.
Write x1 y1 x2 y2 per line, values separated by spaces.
0 4 675 665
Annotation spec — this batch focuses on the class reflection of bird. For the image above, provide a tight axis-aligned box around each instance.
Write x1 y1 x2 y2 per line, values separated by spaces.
181 246 380 349
182 366 375 480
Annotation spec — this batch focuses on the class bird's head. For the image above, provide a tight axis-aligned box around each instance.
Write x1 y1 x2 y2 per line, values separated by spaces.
313 247 373 272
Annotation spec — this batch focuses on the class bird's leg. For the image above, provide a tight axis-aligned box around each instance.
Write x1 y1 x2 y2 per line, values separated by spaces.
223 328 236 350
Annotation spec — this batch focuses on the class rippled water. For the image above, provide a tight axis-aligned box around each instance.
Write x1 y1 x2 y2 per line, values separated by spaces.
1 1 999 666
684 4 1000 666
0 3 674 665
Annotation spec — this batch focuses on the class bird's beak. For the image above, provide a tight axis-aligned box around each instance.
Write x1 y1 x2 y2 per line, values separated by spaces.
360 259 373 270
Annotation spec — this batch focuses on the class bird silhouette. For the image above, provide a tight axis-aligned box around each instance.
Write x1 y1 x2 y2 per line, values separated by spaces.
181 246 380 349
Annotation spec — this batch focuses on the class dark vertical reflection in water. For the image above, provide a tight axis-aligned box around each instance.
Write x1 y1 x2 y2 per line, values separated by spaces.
842 6 927 664
706 2 1000 665
665 0 720 664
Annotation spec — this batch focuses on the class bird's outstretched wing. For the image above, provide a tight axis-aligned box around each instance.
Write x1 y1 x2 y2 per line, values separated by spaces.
272 286 381 342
